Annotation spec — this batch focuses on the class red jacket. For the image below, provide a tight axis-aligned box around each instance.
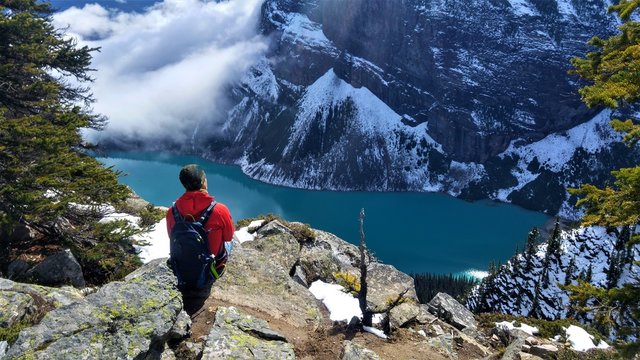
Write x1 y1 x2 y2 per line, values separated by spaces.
166 190 234 256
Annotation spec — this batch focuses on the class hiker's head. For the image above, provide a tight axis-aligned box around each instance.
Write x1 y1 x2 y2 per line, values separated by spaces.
179 164 207 191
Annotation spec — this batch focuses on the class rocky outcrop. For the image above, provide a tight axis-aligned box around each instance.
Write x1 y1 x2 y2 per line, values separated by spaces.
4 258 182 359
428 292 478 331
25 249 86 288
207 239 322 329
0 277 84 329
341 340 380 360
1 219 620 359
202 306 295 359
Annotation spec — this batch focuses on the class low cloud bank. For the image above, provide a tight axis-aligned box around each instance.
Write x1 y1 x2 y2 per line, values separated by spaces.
53 0 267 145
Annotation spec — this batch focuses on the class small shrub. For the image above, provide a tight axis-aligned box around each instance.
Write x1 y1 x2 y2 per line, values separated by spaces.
235 214 281 229
137 204 165 228
334 272 360 295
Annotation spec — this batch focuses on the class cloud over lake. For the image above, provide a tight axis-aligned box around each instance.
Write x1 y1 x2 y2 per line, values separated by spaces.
53 0 267 145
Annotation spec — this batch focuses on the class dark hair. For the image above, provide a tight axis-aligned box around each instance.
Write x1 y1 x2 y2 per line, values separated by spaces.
179 164 206 191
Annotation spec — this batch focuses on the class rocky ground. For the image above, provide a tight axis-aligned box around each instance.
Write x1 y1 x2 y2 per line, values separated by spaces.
0 219 619 359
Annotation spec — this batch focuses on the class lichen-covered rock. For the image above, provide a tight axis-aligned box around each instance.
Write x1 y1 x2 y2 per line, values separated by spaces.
389 302 421 330
428 292 477 331
245 220 301 271
168 310 191 340
5 258 182 359
292 265 308 287
366 263 418 313
298 243 341 283
174 341 204 360
341 340 380 360
209 245 321 329
528 344 559 359
0 278 84 330
0 291 35 328
25 249 86 287
202 306 295 360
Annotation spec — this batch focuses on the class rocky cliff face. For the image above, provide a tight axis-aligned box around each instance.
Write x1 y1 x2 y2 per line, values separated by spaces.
2 219 612 359
185 0 639 216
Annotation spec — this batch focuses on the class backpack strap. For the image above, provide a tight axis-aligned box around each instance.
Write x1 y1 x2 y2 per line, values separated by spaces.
171 203 182 223
198 200 217 225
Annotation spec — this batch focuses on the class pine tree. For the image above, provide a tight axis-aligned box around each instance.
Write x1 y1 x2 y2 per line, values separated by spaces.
524 227 540 271
565 256 576 286
0 0 143 284
566 1 640 355
512 244 520 272
546 219 562 264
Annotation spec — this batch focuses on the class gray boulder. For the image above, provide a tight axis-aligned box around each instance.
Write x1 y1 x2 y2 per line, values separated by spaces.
366 263 418 312
209 245 321 329
0 291 35 328
202 306 295 359
0 278 84 329
298 230 418 313
25 249 85 287
428 292 477 331
298 230 360 283
389 301 421 330
168 310 191 340
245 220 301 271
6 259 29 280
528 344 559 359
5 258 182 359
341 340 380 360
174 341 204 360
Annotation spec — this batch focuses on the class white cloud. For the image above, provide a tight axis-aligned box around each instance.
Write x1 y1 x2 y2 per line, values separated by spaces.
53 0 267 145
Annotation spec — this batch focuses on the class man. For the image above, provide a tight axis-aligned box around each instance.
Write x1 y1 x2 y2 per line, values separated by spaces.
166 164 234 290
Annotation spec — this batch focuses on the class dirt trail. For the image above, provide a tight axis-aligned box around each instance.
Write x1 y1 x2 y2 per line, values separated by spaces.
186 294 480 360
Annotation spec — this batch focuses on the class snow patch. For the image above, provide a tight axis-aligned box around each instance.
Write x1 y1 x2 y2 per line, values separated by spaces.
496 321 539 335
309 280 385 330
565 325 609 351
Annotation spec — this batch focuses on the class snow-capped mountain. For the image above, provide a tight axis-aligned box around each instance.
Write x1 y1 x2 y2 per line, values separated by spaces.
189 0 640 215
467 225 639 325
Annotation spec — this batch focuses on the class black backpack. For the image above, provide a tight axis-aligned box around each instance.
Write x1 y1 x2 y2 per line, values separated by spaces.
169 201 227 290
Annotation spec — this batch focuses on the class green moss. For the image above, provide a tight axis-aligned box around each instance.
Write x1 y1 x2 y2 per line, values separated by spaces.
0 320 32 345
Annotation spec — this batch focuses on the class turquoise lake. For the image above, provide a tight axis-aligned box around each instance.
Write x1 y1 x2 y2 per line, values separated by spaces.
97 151 550 276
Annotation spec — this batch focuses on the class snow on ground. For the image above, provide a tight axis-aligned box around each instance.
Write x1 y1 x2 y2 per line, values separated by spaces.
309 280 386 337
495 321 539 335
108 212 263 263
134 219 169 263
234 227 255 244
565 325 610 351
